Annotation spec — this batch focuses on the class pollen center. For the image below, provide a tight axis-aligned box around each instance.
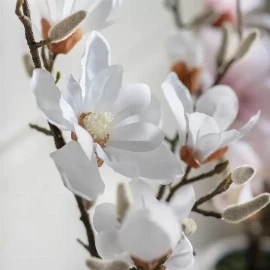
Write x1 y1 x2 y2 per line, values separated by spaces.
81 112 114 141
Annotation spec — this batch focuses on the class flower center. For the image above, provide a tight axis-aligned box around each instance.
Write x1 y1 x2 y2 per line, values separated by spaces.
80 112 114 141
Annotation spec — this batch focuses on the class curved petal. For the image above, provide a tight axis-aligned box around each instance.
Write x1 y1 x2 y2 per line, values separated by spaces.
116 95 162 127
119 203 181 262
164 235 194 270
83 65 123 113
31 69 75 130
96 145 140 180
105 143 184 184
169 185 196 219
96 230 124 260
108 123 164 152
196 85 239 132
162 73 189 147
195 133 221 163
93 203 119 233
80 31 111 92
129 179 158 206
112 83 151 123
50 141 105 201
74 123 93 160
63 74 83 117
218 129 240 149
82 0 119 33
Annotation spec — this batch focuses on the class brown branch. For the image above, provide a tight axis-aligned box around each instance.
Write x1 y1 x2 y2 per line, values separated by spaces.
166 166 192 202
35 39 52 48
41 46 49 70
213 58 234 85
156 185 166 200
75 195 100 257
29 124 52 136
16 0 98 257
192 207 222 219
193 173 232 207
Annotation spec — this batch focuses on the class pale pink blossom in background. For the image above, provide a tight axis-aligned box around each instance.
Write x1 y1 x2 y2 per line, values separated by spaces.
200 28 270 176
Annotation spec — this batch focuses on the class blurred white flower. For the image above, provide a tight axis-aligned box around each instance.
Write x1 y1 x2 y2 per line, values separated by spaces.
30 0 121 54
31 32 183 200
162 72 260 168
167 30 202 94
93 180 195 269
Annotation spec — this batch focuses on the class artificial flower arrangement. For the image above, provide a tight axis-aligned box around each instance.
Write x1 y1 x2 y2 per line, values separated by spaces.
16 0 270 269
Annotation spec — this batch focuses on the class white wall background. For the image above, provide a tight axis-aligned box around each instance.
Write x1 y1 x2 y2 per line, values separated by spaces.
0 1 241 269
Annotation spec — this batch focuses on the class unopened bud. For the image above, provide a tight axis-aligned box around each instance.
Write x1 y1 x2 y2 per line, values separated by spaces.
181 218 197 235
223 193 270 223
234 30 259 60
232 165 256 185
86 258 129 270
116 183 132 221
214 160 229 174
49 10 87 43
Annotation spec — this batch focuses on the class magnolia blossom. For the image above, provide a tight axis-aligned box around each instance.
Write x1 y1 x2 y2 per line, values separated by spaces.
167 30 202 94
206 0 267 27
31 0 121 54
162 72 260 168
31 31 183 200
213 141 266 211
93 180 195 269
201 28 270 175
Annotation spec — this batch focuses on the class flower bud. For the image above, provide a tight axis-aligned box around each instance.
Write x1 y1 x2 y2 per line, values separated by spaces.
181 218 197 235
232 165 256 185
86 258 129 270
223 193 270 224
116 183 132 221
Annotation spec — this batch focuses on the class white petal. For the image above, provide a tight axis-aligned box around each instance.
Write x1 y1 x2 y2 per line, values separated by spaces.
196 85 239 132
63 74 83 117
93 203 119 233
129 179 158 206
116 95 162 127
80 31 111 92
112 83 151 123
162 73 189 146
195 133 221 162
96 230 124 260
82 0 118 33
83 65 123 112
108 123 164 152
31 69 74 130
96 145 140 179
169 185 196 219
74 123 93 160
218 129 240 149
164 235 194 270
119 203 181 262
237 110 261 140
47 0 57 22
105 143 184 184
50 141 105 201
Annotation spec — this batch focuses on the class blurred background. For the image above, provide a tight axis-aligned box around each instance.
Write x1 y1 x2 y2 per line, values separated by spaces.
1 0 264 269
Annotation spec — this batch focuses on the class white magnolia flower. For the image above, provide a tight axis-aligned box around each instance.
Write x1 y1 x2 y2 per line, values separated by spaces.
30 0 121 54
93 180 195 269
162 72 260 168
167 30 202 94
31 32 183 200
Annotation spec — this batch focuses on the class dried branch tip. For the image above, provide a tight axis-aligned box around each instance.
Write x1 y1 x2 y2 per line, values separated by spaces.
234 30 260 60
116 183 132 222
181 218 197 235
222 193 270 224
86 258 129 270
232 165 256 185
48 10 87 43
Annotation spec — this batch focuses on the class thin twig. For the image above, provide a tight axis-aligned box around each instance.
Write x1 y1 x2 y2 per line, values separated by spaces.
193 173 232 207
75 195 100 257
166 166 192 202
29 124 52 136
183 160 229 185
77 238 89 251
165 133 179 152
41 46 49 70
35 39 52 48
48 53 57 72
192 207 222 219
236 0 243 41
156 185 166 200
212 58 234 85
